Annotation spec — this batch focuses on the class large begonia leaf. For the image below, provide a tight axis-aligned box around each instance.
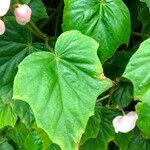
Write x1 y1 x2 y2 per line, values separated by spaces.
13 30 112 150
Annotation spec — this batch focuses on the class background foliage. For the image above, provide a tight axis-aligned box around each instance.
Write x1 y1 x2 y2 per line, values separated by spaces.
0 0 150 150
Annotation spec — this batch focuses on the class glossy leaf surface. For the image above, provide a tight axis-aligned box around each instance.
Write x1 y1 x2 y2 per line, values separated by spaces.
63 0 131 62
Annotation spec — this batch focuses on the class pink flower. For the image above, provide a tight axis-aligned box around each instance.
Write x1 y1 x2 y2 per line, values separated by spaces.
0 0 11 16
14 4 32 25
0 19 5 35
112 111 138 133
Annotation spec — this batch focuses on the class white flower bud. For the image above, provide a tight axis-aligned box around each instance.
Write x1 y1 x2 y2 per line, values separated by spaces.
14 4 32 25
0 19 5 35
0 0 11 16
112 111 138 133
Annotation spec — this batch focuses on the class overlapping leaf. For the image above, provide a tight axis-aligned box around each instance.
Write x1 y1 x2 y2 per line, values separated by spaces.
13 30 112 150
63 0 131 62
0 138 14 150
0 99 17 129
14 100 34 128
80 106 119 150
115 128 150 150
6 122 29 148
80 111 101 145
24 131 42 150
123 38 150 136
0 17 46 96
110 81 133 108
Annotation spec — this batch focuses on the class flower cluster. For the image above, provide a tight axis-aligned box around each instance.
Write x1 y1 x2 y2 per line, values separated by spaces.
0 0 32 35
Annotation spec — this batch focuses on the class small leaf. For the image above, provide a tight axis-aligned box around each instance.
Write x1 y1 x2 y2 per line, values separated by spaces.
24 131 42 150
63 0 131 62
96 107 118 150
0 99 17 129
80 106 119 150
34 126 52 150
48 143 61 150
110 81 133 108
114 131 134 150
123 38 150 136
6 122 29 148
127 128 150 150
14 100 34 128
0 141 14 150
13 30 112 150
80 111 101 145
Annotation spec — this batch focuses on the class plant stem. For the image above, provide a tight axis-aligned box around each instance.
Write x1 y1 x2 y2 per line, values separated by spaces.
39 12 56 29
30 21 49 40
97 94 110 103
27 25 45 41
45 39 54 52
116 106 126 115
28 21 54 52
47 8 57 12
132 31 150 38
106 104 126 115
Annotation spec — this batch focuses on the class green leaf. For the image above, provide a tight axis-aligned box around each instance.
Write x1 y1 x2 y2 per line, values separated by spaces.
141 0 150 10
96 107 118 150
34 126 52 150
80 111 101 145
138 3 150 35
80 138 101 150
29 0 48 22
13 30 112 150
6 122 29 148
80 107 119 150
0 141 14 150
63 0 131 62
24 131 42 150
123 38 150 136
136 103 150 136
14 100 34 128
110 81 133 108
127 129 150 150
48 144 61 150
114 128 150 150
0 99 17 129
0 16 46 94
114 131 134 150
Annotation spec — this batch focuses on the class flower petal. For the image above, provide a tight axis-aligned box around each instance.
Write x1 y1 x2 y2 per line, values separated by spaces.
0 0 11 16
